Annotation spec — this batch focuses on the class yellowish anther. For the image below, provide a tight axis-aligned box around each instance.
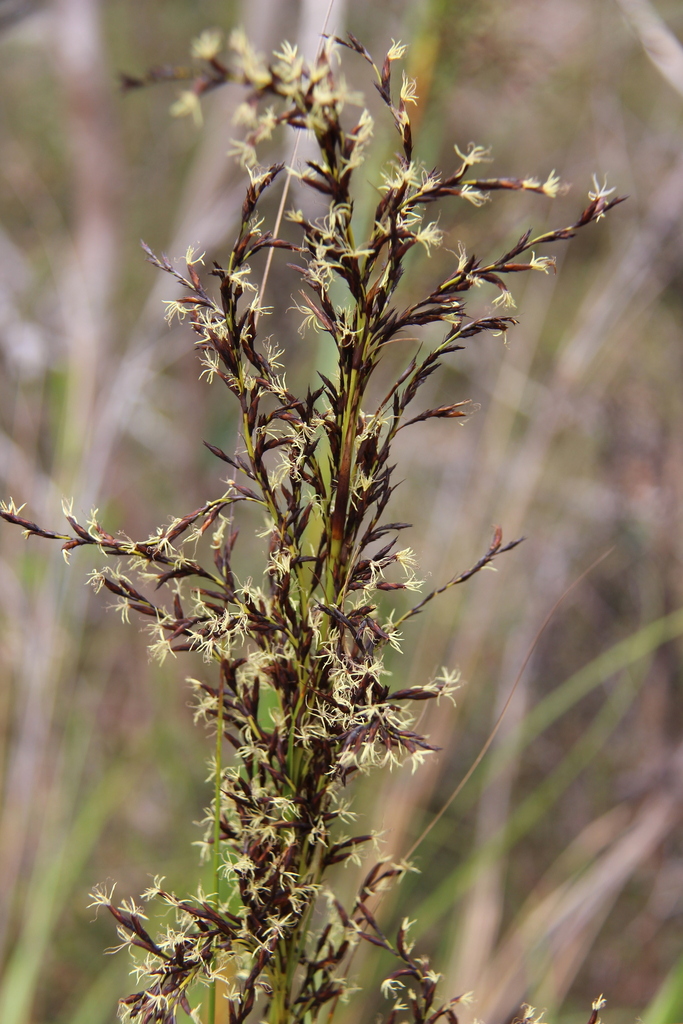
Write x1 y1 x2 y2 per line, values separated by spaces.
387 39 408 61
492 290 517 310
400 71 418 106
185 245 206 266
459 184 488 207
588 174 615 202
191 28 223 62
454 142 492 167
529 252 556 273
1 497 26 516
541 169 564 197
170 90 203 127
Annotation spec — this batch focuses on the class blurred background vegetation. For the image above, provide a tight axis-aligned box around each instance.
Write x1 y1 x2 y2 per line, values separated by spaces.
1 1 683 1022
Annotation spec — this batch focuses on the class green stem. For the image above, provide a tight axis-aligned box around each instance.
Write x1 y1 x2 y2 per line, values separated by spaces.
207 670 225 1024
326 363 361 599
269 947 289 1024
268 836 325 1024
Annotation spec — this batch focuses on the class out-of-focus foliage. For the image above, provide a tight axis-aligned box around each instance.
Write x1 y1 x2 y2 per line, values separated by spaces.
0 2 682 1023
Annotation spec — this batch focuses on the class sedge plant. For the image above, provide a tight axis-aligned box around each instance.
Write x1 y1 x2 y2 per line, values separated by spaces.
0 29 623 1024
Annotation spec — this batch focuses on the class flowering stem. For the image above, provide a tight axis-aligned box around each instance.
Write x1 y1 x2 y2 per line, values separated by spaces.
208 668 225 1024
0 32 624 1024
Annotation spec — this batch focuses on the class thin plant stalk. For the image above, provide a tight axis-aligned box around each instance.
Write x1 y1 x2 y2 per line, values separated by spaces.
209 667 225 1024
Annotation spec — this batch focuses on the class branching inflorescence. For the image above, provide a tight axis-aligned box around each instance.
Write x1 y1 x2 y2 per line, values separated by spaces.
0 28 623 1024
